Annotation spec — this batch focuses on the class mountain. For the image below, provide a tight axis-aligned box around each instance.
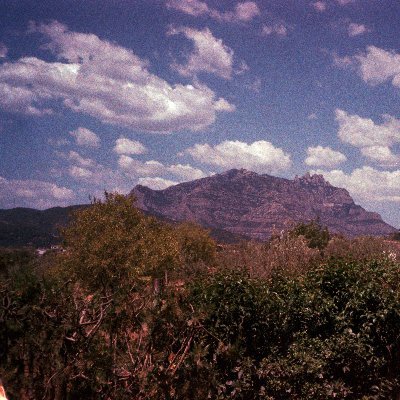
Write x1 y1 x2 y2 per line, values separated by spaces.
131 169 397 240
0 169 396 247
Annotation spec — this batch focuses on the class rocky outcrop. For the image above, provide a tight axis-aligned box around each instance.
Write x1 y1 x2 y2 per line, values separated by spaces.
131 169 397 240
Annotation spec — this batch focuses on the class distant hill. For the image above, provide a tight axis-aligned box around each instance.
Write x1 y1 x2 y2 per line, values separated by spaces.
0 205 85 247
0 169 397 247
131 169 397 240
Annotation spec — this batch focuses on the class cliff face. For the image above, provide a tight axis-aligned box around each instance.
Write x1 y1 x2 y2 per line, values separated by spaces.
131 169 396 239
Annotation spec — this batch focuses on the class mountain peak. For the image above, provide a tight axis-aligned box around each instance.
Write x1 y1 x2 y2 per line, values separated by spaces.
295 173 332 186
220 168 257 177
131 169 396 239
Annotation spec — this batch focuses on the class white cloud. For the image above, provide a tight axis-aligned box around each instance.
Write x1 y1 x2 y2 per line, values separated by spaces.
0 21 233 132
214 97 236 112
137 177 178 190
69 165 93 179
166 0 209 16
261 23 289 37
0 176 74 209
168 26 234 79
68 160 137 195
336 109 400 167
183 140 292 174
335 46 400 87
332 53 354 69
230 2 260 22
70 127 100 147
114 137 147 155
167 163 206 180
0 43 7 58
336 109 400 147
166 0 260 23
68 151 95 167
118 156 207 181
360 146 399 167
311 1 327 12
356 46 400 86
348 22 369 37
118 155 165 176
305 146 347 168
312 167 400 203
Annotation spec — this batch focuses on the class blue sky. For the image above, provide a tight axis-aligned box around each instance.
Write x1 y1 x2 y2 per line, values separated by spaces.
0 0 399 228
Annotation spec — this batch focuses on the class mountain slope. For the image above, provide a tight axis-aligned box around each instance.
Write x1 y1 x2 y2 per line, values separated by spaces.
0 169 396 247
0 205 85 247
131 169 396 239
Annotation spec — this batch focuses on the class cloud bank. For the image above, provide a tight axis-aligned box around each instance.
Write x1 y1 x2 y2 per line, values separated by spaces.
182 140 292 174
0 21 234 132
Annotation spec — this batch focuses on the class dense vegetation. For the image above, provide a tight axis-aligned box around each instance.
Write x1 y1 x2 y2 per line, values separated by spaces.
1 194 400 399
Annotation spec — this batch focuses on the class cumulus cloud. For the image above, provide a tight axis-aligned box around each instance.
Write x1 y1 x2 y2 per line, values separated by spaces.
0 21 234 132
182 140 292 174
228 2 260 22
311 1 327 12
114 138 147 155
70 127 100 147
67 150 95 167
118 156 165 176
118 155 207 181
168 26 234 79
166 0 209 16
360 146 399 168
356 46 400 86
336 109 400 167
334 46 400 88
137 177 179 190
312 167 400 203
261 23 289 37
0 176 74 209
0 43 7 58
332 53 354 69
166 0 260 23
67 160 137 195
69 165 93 179
348 22 369 37
214 97 236 112
167 163 206 180
305 146 347 168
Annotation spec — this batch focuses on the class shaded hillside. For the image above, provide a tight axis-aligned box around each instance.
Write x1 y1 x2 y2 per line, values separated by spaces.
131 169 396 239
0 169 396 247
0 205 85 247
0 204 243 247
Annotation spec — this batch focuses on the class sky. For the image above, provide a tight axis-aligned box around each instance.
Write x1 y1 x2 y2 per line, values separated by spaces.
0 0 399 228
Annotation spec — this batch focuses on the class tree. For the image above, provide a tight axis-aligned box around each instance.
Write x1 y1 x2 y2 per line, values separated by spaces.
175 222 216 266
62 192 181 295
291 219 330 250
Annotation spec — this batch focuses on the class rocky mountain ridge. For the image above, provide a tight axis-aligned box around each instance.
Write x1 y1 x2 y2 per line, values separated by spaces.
131 169 396 239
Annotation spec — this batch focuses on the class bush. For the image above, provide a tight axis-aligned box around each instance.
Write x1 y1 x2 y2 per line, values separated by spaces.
290 219 330 250
2 194 400 399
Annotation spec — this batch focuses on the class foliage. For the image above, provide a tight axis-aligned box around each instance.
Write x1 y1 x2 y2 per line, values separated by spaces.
290 219 330 250
62 192 181 293
1 195 400 398
175 222 216 266
324 235 398 262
